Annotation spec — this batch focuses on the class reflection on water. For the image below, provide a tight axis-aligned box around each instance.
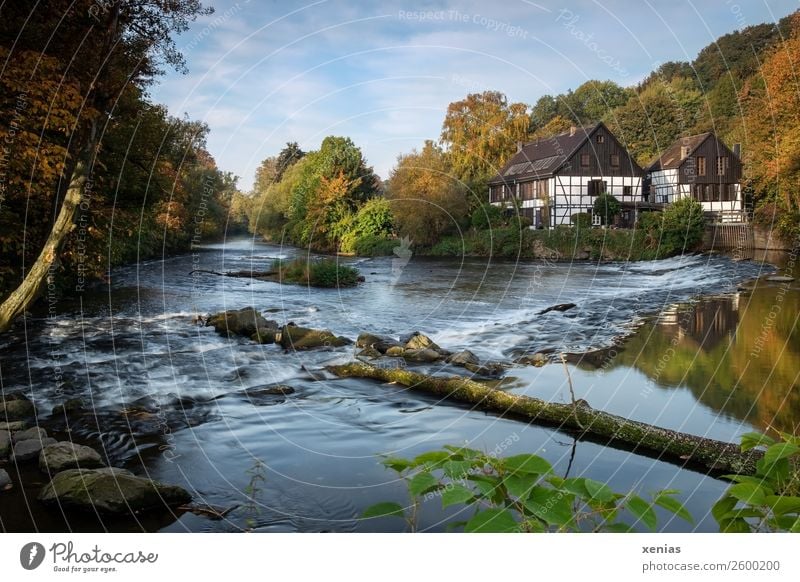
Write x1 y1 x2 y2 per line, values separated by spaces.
596 268 800 434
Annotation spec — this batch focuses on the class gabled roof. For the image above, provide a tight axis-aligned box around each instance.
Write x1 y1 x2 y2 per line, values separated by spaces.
647 133 711 172
488 123 602 185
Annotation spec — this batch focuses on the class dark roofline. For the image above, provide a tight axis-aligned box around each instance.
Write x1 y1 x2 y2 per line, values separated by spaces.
646 132 713 172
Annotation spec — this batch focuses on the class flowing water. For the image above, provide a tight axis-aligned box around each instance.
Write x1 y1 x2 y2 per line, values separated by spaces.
1 238 797 532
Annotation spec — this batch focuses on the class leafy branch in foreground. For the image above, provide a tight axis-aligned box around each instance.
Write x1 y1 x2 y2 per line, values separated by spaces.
362 446 692 533
713 432 800 533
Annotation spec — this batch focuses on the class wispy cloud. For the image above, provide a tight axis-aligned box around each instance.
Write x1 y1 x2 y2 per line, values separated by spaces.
150 0 798 188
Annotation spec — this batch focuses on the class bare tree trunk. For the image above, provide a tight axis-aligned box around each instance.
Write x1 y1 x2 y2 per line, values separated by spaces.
0 157 89 333
327 361 762 475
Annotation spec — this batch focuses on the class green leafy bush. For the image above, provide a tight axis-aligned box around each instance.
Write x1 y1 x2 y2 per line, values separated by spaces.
571 212 593 229
592 193 621 225
271 258 360 288
352 234 399 257
470 204 505 231
362 447 692 532
661 197 705 252
713 432 800 533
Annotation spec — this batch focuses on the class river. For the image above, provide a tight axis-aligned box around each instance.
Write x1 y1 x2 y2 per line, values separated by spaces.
0 238 797 532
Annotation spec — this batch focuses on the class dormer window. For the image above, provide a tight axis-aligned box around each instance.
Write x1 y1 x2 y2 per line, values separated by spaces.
596 134 605 144
681 146 691 159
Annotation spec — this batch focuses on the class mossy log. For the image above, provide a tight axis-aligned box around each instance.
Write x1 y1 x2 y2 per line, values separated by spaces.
327 362 761 475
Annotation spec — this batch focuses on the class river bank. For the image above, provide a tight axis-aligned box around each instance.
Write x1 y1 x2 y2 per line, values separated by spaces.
0 239 796 532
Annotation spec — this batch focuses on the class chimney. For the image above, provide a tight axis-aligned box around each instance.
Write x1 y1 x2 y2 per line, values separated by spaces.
569 126 577 137
516 141 523 153
733 143 741 158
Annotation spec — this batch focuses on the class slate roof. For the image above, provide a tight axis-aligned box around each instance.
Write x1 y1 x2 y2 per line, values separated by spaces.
488 123 602 185
646 133 711 172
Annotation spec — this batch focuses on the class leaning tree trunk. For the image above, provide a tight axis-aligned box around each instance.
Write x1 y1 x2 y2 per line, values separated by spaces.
0 157 90 333
327 362 762 475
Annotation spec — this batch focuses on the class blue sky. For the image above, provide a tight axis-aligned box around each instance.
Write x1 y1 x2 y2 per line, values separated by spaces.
150 0 799 188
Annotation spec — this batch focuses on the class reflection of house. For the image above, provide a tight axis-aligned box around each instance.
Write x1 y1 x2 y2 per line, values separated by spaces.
645 133 743 222
487 123 644 228
658 296 740 351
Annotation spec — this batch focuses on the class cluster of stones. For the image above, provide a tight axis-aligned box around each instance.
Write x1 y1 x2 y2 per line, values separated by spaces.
1 395 190 514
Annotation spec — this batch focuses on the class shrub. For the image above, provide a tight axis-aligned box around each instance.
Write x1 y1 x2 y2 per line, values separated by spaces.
470 203 505 230
272 258 360 288
753 201 800 244
592 193 621 225
352 234 399 257
661 197 705 252
571 212 592 229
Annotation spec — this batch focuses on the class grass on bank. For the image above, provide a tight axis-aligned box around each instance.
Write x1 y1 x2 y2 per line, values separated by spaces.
271 258 361 288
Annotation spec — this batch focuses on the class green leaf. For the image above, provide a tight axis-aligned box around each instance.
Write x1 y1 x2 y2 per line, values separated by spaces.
443 445 482 460
441 484 475 508
525 486 575 527
503 474 536 500
412 450 452 467
740 432 776 452
719 517 751 533
382 457 412 473
764 495 800 516
502 454 553 476
584 479 615 504
791 516 800 533
654 493 694 524
560 477 589 497
756 457 788 484
722 507 766 519
711 496 738 523
467 474 501 498
763 442 800 465
605 522 636 533
442 460 473 480
408 472 440 496
464 508 519 533
627 496 657 531
727 482 767 506
362 502 405 519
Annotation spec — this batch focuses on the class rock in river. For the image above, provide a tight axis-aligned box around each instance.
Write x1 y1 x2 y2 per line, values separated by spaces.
13 427 48 443
279 325 350 350
446 350 480 367
403 332 441 352
0 396 34 420
39 467 192 514
39 442 105 473
0 430 10 459
0 468 11 491
403 348 443 363
206 307 277 338
355 332 401 353
11 437 57 462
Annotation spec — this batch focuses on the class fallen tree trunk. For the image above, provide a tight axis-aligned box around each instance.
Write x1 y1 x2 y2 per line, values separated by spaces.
189 269 278 279
327 362 761 475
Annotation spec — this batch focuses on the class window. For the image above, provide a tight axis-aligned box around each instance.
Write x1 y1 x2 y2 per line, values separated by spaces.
693 184 702 201
623 185 632 197
520 181 535 200
490 185 503 202
716 156 729 175
681 146 691 159
697 156 706 176
610 154 620 167
536 180 548 199
581 153 590 167
596 134 605 144
592 213 602 226
587 179 607 196
704 184 712 202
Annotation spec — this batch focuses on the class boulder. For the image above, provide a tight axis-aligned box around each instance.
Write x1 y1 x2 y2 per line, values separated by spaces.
464 362 506 377
517 353 549 367
357 346 382 359
385 346 405 357
0 397 34 420
403 332 441 352
355 333 401 353
0 421 27 431
446 350 480 367
38 467 191 514
403 348 443 363
39 442 105 473
206 307 276 338
251 326 279 344
0 430 10 458
11 437 57 462
0 468 10 490
13 427 48 443
279 325 349 350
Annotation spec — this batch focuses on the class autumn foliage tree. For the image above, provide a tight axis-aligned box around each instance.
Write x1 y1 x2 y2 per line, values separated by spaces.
387 141 468 246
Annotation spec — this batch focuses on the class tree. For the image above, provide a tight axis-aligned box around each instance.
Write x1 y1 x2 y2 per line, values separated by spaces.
387 141 468 246
0 0 212 332
440 91 530 187
593 193 621 226
741 12 800 210
661 198 706 252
